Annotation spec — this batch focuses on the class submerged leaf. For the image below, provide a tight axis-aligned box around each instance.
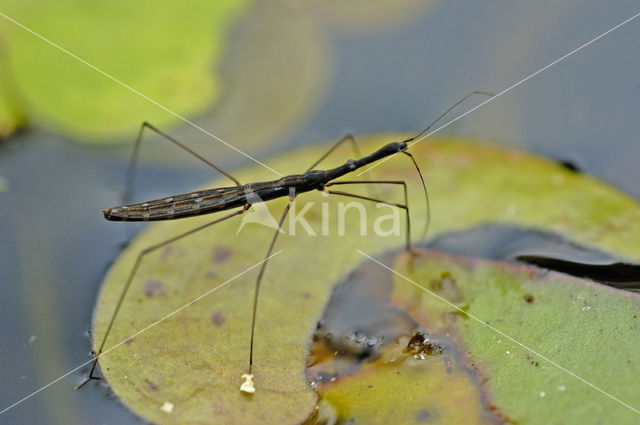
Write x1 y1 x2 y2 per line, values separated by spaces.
92 136 640 424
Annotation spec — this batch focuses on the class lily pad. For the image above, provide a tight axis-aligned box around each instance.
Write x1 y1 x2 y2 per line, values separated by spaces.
396 249 640 424
0 0 250 141
0 39 25 137
92 135 640 424
309 247 640 424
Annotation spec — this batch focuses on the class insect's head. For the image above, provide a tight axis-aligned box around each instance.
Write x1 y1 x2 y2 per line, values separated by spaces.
389 141 408 152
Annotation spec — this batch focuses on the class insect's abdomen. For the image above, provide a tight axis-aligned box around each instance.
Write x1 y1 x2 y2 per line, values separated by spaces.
103 187 247 221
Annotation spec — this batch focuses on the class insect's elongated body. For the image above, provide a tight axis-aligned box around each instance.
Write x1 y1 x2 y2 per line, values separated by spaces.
103 142 408 222
79 91 493 394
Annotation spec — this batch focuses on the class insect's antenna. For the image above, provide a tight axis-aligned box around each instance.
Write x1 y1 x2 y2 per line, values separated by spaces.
402 151 430 242
403 91 495 147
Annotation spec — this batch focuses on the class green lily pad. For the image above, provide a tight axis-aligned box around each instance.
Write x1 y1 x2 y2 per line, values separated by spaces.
92 135 640 424
309 247 640 424
0 1 250 141
0 40 25 137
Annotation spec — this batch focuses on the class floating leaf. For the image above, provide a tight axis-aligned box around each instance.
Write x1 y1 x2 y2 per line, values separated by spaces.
0 0 250 140
92 136 640 424
0 40 25 137
310 247 640 424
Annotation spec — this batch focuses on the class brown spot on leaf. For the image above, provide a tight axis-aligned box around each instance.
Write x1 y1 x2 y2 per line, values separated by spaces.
145 379 159 391
211 312 226 327
211 401 227 414
213 247 232 263
404 332 442 357
144 280 166 297
443 356 453 374
161 245 185 261
430 271 462 302
416 408 437 422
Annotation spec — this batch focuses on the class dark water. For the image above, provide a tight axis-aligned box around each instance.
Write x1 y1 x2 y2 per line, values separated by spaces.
426 224 640 290
1 2 640 424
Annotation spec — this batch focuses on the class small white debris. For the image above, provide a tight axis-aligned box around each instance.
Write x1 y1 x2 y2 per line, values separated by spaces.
240 373 255 394
557 385 566 391
161 401 174 413
540 391 546 398
28 335 37 344
506 350 511 355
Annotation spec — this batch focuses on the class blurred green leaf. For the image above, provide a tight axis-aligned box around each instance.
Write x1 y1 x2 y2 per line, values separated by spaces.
0 0 250 141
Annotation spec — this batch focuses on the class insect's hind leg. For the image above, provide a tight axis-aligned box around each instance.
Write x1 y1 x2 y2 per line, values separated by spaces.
75 205 249 390
242 192 295 394
324 180 413 252
125 122 241 205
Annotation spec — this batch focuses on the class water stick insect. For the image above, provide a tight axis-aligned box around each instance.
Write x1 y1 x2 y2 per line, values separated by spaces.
77 91 493 394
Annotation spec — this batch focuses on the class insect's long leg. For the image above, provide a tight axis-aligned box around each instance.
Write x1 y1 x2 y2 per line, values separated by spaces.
401 151 430 242
324 181 411 251
76 205 249 390
306 134 362 172
402 91 495 145
125 122 241 205
306 134 378 196
242 193 294 394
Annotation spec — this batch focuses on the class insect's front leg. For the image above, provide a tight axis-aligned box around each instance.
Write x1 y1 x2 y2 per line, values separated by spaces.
306 134 379 196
